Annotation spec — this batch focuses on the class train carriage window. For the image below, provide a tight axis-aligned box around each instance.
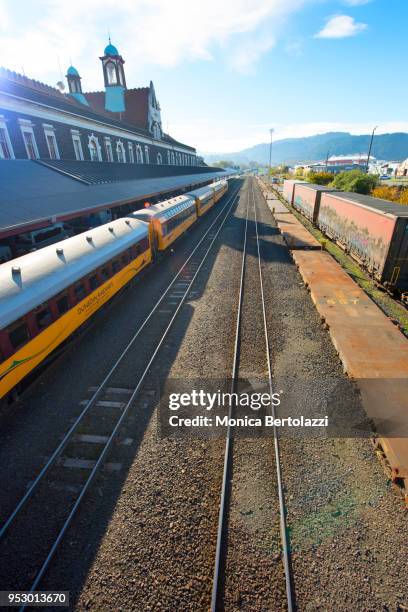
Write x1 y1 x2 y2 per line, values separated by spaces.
89 274 99 291
74 282 86 301
112 259 120 274
8 321 29 350
36 308 52 330
101 266 111 281
121 252 129 266
56 294 70 315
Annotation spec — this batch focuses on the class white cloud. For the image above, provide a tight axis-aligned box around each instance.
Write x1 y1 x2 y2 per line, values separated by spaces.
0 0 312 87
0 0 9 31
343 0 371 5
315 14 367 39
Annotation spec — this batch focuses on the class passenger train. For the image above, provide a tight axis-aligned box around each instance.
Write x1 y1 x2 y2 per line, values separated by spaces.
0 179 228 403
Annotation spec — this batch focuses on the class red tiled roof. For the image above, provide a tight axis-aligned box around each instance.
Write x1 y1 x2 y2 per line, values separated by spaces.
85 87 150 130
83 90 106 113
123 88 149 129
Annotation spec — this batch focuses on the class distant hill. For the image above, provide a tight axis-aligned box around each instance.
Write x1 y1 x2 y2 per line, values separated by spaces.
202 132 408 166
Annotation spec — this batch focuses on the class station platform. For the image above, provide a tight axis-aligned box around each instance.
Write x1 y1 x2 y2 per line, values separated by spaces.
274 212 322 250
292 249 408 500
265 201 290 215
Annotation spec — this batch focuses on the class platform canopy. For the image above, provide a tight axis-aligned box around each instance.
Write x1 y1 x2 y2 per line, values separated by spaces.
0 160 233 238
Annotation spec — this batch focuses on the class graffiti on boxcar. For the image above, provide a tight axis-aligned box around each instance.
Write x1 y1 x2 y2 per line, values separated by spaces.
319 205 389 271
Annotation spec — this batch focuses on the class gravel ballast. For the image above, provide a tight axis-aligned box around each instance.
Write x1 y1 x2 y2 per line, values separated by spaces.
2 178 407 610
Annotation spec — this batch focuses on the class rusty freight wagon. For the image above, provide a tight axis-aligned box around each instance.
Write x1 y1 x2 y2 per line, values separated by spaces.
317 191 408 293
282 180 308 205
293 183 338 223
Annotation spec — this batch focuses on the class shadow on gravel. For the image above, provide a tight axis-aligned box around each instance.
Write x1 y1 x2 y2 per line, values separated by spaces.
40 305 196 609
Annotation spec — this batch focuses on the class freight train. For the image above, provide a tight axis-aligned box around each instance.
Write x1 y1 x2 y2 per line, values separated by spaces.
283 180 408 298
0 179 229 403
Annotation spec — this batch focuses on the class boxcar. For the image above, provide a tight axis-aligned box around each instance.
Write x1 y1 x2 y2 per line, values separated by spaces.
317 191 408 291
293 184 337 223
282 180 308 205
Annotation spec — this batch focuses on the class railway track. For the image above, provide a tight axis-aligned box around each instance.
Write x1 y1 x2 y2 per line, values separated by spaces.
0 182 242 608
211 178 295 611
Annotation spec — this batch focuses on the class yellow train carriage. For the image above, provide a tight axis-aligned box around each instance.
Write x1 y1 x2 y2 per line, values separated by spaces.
131 194 197 252
212 179 228 203
0 218 151 401
189 185 217 217
188 179 229 217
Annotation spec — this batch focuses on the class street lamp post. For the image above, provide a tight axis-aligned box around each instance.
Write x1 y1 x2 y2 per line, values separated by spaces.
366 126 378 173
269 128 274 182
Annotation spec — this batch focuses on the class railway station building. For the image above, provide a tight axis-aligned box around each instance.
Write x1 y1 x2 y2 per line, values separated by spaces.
0 40 228 257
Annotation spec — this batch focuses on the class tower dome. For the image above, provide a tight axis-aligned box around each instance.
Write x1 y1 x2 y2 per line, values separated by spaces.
104 42 119 56
66 65 88 106
67 65 79 76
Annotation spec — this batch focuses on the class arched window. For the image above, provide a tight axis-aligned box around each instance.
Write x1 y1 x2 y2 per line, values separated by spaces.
144 145 150 164
136 145 143 163
128 143 135 163
88 135 101 161
157 153 162 165
116 140 126 163
106 62 117 85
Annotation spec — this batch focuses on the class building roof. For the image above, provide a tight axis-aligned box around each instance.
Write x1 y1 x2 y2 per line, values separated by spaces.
0 68 195 151
34 159 216 185
85 88 151 131
0 159 231 238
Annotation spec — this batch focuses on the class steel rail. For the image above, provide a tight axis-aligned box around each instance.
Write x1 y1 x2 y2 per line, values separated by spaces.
0 182 242 541
252 179 294 611
19 187 241 610
210 182 249 612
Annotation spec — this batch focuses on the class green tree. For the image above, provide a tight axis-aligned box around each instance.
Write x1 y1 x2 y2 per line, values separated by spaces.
330 170 378 195
212 160 234 168
307 171 333 186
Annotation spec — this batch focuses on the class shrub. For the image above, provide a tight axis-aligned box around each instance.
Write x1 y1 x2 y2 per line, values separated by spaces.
398 188 408 205
307 171 334 186
371 186 400 202
331 170 378 195
371 185 408 205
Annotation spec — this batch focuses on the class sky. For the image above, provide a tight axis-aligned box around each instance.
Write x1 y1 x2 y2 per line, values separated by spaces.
0 0 406 153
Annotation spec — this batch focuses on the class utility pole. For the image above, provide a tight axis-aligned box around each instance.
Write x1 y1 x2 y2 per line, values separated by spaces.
366 126 378 173
269 128 274 182
325 149 330 171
